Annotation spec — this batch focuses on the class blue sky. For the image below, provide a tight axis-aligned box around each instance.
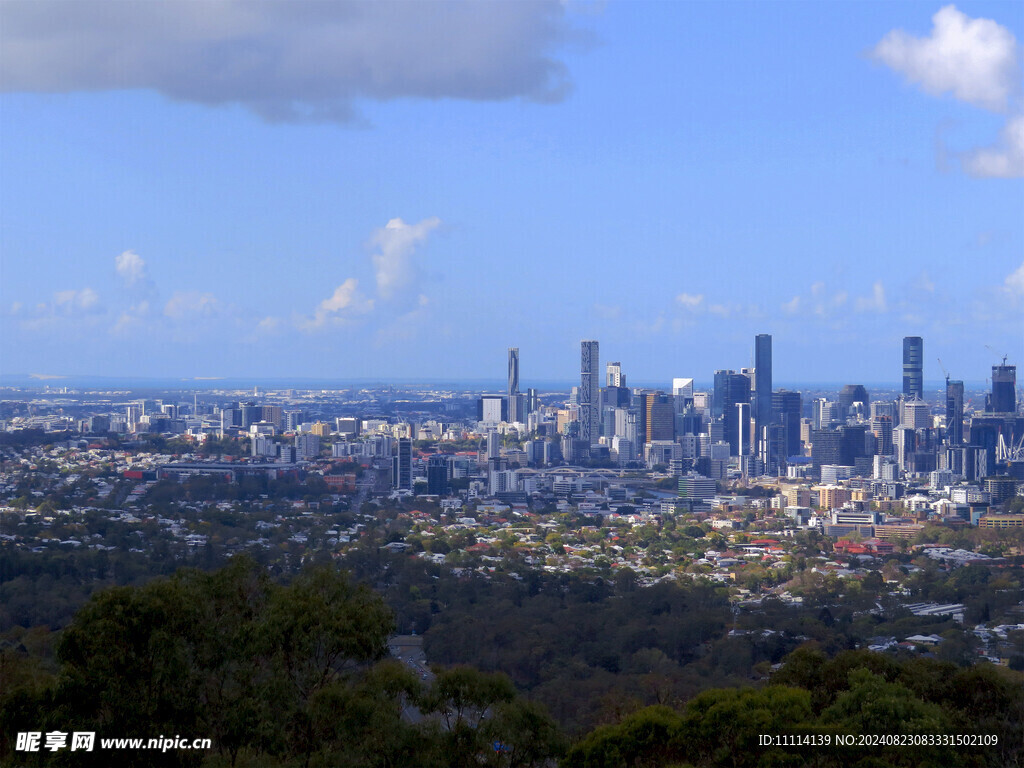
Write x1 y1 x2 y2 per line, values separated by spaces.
1 1 1022 387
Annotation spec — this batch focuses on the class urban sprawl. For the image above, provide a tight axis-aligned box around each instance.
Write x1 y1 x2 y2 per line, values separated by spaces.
2 334 1023 665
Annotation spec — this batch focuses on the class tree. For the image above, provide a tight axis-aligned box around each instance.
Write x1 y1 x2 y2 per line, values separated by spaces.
421 667 517 768
49 558 397 768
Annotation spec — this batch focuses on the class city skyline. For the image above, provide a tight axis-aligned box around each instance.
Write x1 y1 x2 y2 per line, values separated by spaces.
1 2 1022 382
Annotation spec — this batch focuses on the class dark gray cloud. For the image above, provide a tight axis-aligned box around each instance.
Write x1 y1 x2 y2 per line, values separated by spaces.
0 0 574 121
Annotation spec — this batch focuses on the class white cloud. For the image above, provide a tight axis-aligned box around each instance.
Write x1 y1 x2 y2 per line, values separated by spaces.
54 287 100 311
871 5 1020 112
1005 261 1024 296
676 292 704 310
164 291 218 319
962 114 1024 178
111 301 152 335
0 1 576 123
302 278 373 330
782 296 801 315
115 250 148 286
370 217 441 300
855 281 888 313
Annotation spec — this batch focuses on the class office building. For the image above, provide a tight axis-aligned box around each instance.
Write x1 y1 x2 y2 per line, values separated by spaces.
902 398 931 430
735 402 751 457
810 429 842 477
672 377 694 402
903 336 923 401
838 385 869 421
427 455 450 496
508 348 520 423
642 392 675 443
772 390 802 458
295 433 320 460
871 415 894 456
580 340 599 445
754 334 772 444
714 372 750 455
477 395 507 423
945 379 964 445
395 438 412 491
812 398 836 431
606 361 624 387
989 363 1016 414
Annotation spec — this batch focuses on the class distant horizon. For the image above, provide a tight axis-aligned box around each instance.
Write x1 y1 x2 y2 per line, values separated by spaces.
0 373 1001 395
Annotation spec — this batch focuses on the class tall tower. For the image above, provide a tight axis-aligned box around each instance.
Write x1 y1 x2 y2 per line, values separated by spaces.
606 361 623 387
507 348 520 423
395 438 412 491
719 372 751 456
754 334 772 447
902 336 923 401
580 340 599 445
945 379 964 444
989 363 1016 413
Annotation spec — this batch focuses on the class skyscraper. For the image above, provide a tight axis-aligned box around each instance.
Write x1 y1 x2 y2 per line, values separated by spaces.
606 361 623 387
753 334 772 466
642 392 674 443
754 333 772 434
395 438 412 491
772 389 802 458
989 363 1016 414
580 340 599 445
508 347 520 423
718 372 751 455
902 336 923 401
838 385 869 421
945 379 964 445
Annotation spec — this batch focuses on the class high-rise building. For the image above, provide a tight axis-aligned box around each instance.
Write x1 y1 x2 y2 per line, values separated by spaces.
902 336 923 401
672 377 695 416
812 398 836 431
712 370 730 419
772 390 802 458
477 395 507 423
261 406 283 429
989 363 1016 414
672 377 694 400
945 379 964 445
838 385 869 421
754 334 772 440
735 402 751 457
295 433 320 460
902 398 931 430
606 361 624 387
580 340 599 445
642 392 674 443
810 429 842 477
871 415 894 456
395 438 412 491
508 348 520 423
427 455 449 496
716 372 751 455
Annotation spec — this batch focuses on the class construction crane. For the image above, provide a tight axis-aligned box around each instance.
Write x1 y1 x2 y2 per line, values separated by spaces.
984 345 1008 365
937 358 949 386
